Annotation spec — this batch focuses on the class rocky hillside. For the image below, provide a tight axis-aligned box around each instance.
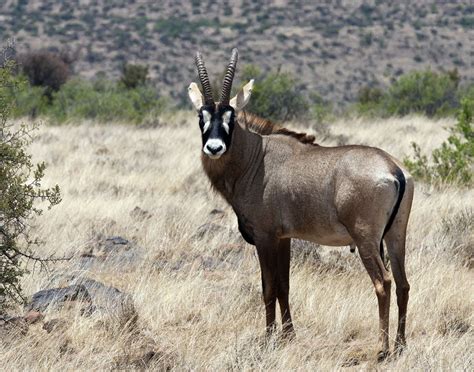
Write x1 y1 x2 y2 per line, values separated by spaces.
1 0 473 103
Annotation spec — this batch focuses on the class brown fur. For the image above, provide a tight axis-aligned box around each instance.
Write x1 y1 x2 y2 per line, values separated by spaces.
198 118 414 359
238 112 318 146
191 61 413 359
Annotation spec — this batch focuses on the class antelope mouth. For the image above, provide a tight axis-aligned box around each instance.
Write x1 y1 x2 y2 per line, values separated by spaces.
203 139 226 159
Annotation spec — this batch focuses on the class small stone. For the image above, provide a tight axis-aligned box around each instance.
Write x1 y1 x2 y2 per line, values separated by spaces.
130 206 153 221
0 315 28 336
42 318 68 334
209 209 225 215
24 310 44 324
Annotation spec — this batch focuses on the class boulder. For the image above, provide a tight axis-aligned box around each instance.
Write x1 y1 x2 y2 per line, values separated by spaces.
26 276 136 327
54 276 136 326
24 284 92 313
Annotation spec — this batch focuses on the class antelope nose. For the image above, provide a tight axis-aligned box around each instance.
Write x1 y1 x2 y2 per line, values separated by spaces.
206 144 223 155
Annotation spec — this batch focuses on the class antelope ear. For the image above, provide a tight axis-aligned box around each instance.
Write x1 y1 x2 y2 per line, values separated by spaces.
188 82 204 111
230 79 254 111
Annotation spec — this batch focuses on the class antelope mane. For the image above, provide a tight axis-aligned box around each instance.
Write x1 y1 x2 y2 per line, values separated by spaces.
237 112 318 146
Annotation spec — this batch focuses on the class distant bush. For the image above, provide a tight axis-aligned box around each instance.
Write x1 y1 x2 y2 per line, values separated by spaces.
48 78 167 123
240 65 309 122
403 98 473 186
384 69 459 117
18 51 71 98
309 92 333 124
120 63 149 89
355 85 384 115
8 75 167 124
357 69 463 117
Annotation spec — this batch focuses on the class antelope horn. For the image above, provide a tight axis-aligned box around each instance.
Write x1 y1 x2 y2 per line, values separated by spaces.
195 52 214 105
220 48 239 106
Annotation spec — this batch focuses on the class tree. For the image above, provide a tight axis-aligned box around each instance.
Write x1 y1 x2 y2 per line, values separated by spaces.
1 57 61 309
120 63 149 89
18 50 71 99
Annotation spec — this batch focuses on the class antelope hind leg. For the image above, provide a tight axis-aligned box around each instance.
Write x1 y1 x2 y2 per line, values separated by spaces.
356 240 392 361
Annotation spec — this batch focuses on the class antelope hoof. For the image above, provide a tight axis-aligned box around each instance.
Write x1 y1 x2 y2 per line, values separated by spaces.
280 326 296 342
265 324 277 339
377 349 390 362
394 339 407 356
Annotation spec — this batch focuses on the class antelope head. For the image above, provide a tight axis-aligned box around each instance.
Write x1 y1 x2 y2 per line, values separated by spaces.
188 48 254 159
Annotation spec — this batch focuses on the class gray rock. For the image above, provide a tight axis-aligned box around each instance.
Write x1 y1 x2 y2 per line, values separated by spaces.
25 285 92 313
26 275 137 327
78 235 143 269
54 276 137 326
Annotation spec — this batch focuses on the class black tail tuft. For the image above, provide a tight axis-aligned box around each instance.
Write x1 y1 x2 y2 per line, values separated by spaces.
380 168 406 267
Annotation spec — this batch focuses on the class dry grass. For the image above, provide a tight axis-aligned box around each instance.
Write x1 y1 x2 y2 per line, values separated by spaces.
1 114 473 370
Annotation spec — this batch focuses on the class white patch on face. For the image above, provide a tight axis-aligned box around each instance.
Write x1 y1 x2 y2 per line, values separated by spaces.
203 138 226 159
202 110 212 133
222 110 232 134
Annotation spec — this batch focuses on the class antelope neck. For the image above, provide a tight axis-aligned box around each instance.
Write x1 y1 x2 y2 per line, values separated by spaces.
202 121 264 201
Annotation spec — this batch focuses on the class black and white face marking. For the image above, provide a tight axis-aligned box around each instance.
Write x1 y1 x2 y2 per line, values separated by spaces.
198 105 235 159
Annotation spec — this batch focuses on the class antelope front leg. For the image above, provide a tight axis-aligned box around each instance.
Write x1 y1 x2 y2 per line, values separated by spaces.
256 239 278 336
277 238 295 338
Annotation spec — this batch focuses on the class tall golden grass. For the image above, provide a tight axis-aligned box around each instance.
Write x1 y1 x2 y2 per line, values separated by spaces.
1 114 472 370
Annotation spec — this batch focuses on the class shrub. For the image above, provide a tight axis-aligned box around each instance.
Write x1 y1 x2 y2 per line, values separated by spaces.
403 98 473 186
120 63 149 89
0 60 61 307
355 85 384 115
309 92 333 124
383 69 459 117
18 51 70 97
47 77 167 124
356 69 462 117
240 65 309 122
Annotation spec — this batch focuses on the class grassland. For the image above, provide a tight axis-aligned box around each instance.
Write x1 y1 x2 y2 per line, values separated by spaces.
1 114 473 370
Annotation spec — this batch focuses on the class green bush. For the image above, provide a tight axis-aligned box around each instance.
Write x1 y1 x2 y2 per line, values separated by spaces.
48 78 167 123
355 85 384 116
8 76 168 124
240 65 309 122
1 60 61 307
120 63 149 89
309 92 333 124
356 69 462 117
384 70 459 117
403 98 473 186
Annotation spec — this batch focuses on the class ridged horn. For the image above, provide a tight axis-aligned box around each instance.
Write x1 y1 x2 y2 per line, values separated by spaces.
195 52 214 105
220 48 238 106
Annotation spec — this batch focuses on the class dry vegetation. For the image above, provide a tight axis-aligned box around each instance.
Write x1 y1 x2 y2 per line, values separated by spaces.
1 114 473 370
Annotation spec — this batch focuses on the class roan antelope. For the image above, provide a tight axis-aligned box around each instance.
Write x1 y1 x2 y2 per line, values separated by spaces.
188 49 414 360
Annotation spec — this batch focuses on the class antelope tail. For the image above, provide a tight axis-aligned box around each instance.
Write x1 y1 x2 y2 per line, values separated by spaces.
380 168 406 268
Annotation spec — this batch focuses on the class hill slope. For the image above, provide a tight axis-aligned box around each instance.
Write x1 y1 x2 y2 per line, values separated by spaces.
1 0 473 104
